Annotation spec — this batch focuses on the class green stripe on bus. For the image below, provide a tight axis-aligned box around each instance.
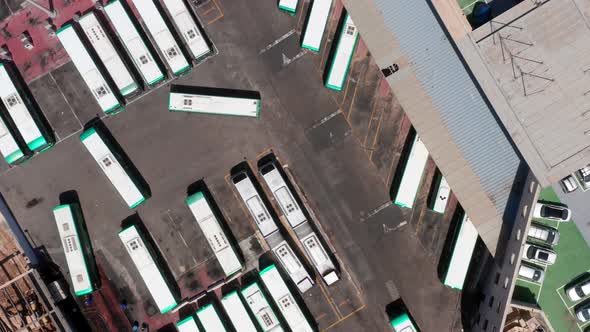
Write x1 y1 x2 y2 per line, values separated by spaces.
176 316 195 326
129 197 146 209
160 302 177 314
5 150 25 164
120 83 139 96
104 104 123 114
75 287 94 296
259 264 275 275
279 5 296 13
27 136 48 151
325 83 343 91
301 44 320 52
80 127 97 141
52 204 71 211
173 65 191 76
148 75 165 86
186 192 205 205
56 24 73 34
325 15 359 91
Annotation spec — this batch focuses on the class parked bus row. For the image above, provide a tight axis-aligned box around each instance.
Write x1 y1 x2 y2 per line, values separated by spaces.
0 62 55 165
231 157 340 294
277 0 360 92
52 197 315 330
56 0 213 115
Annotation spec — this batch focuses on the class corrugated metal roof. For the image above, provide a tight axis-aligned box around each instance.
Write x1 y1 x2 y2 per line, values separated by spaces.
373 0 523 214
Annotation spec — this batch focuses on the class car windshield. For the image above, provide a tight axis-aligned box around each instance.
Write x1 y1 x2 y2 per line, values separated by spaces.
541 206 562 219
583 309 590 320
576 286 586 298
538 251 549 261
546 231 555 243
527 247 535 259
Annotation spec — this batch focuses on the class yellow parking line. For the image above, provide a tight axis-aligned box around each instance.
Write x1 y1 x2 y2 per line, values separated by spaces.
345 65 365 121
318 282 342 319
201 6 216 15
320 304 366 332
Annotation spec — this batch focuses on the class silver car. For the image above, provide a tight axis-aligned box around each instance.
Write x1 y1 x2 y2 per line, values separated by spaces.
533 203 571 222
576 302 590 322
560 175 578 193
567 279 590 302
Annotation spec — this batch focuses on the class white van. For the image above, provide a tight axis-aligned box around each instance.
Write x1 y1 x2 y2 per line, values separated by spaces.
518 264 544 283
528 223 559 246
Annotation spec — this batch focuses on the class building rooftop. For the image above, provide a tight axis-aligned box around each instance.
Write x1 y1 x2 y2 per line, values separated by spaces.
467 0 590 186
343 0 526 255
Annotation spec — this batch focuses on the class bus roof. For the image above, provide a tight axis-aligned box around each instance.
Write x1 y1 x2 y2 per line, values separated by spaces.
325 14 359 91
260 163 307 228
301 0 332 51
78 12 138 97
394 135 429 209
102 0 165 86
176 316 200 332
186 191 243 276
80 127 146 208
232 173 279 237
130 0 190 75
0 116 26 164
259 265 313 332
56 25 121 114
161 0 211 60
221 291 258 332
118 225 177 313
196 304 226 332
443 215 478 289
53 204 94 296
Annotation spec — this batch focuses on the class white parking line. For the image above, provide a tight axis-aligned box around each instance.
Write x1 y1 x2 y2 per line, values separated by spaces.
259 29 296 55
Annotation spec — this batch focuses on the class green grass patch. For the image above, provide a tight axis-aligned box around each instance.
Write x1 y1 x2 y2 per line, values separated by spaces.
528 187 590 332
513 279 541 304
457 0 482 16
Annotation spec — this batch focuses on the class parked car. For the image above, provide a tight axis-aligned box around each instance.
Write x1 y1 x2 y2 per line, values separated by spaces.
518 264 544 283
576 165 590 191
576 302 590 322
567 279 590 301
532 203 571 222
560 175 578 193
528 223 559 246
523 244 557 265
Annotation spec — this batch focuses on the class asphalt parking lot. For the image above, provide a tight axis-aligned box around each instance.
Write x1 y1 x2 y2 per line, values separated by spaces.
0 0 463 331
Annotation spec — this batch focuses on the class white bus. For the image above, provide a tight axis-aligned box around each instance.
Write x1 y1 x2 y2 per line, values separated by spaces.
301 0 332 52
221 291 258 332
176 316 200 332
130 0 191 76
394 134 429 209
56 24 122 115
428 172 450 214
53 204 99 296
119 225 177 313
78 12 139 97
325 14 359 91
80 127 147 209
0 117 27 165
232 171 314 293
260 161 339 285
0 63 54 153
103 0 165 87
168 85 261 118
260 265 314 332
196 304 226 332
443 214 479 290
161 0 211 60
231 171 279 238
241 281 284 332
278 0 298 14
186 191 242 277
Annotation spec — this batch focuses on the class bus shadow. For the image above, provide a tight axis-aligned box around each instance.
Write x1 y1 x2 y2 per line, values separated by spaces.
230 161 315 280
436 205 465 282
186 179 246 276
83 118 152 202
257 152 341 277
58 190 101 290
389 127 417 201
119 213 181 307
170 84 261 100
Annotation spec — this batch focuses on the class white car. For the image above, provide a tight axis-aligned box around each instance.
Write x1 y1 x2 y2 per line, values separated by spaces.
523 244 557 265
576 303 590 322
532 203 571 222
567 280 590 302
560 175 578 193
576 165 590 191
